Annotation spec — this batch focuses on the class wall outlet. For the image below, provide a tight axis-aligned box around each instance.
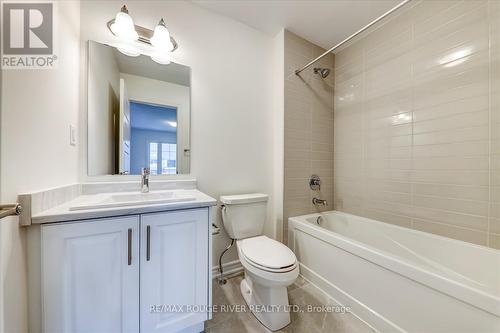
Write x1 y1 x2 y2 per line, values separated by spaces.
69 125 77 146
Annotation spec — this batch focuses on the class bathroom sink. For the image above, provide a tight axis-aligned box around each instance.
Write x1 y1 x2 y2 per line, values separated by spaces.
69 191 196 211
109 192 176 203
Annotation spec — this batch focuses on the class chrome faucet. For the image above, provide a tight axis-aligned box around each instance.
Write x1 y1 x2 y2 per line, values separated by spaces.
141 168 150 193
312 197 328 206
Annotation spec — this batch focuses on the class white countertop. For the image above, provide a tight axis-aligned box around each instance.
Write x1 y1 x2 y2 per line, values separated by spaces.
31 189 217 224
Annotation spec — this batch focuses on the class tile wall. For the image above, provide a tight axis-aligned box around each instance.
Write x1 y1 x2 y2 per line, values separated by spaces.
334 0 500 248
283 31 335 243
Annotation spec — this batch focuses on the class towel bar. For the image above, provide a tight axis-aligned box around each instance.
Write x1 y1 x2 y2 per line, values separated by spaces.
0 204 22 220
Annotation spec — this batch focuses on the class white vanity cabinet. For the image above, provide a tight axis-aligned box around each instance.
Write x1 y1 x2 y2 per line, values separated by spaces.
140 209 208 332
31 207 211 333
42 216 140 332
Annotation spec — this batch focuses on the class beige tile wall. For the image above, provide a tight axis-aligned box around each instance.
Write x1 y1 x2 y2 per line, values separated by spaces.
283 31 334 243
334 0 500 248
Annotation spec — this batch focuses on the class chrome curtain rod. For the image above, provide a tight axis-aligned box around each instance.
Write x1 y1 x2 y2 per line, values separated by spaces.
295 0 412 75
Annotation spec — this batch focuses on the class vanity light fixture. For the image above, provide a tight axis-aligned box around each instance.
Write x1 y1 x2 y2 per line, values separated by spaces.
107 5 178 64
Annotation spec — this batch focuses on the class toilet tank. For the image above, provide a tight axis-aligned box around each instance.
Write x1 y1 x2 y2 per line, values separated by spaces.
220 193 268 239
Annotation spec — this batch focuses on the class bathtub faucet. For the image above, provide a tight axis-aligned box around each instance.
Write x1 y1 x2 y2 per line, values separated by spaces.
312 198 328 206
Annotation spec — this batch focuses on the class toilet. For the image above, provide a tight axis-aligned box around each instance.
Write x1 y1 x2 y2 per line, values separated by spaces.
220 193 299 331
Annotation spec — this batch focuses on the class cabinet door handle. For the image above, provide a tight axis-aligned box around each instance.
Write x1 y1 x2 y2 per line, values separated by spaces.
128 228 132 266
146 225 151 261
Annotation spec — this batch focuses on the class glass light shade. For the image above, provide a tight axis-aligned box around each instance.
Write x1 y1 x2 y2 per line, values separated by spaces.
150 20 174 51
150 52 171 65
110 11 138 41
117 42 141 57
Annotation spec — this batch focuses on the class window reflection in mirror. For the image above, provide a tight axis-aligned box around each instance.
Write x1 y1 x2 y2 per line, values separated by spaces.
87 40 190 176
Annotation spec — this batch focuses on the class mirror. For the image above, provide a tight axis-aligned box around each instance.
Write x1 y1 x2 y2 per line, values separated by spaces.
87 40 190 176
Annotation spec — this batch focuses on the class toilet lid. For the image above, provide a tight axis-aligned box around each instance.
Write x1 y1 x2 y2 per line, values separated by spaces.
239 236 296 269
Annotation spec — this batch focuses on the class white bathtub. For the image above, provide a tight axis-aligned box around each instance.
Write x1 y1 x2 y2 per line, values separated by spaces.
288 211 500 333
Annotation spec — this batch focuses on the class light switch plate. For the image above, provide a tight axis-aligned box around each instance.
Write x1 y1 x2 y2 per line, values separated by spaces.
69 125 77 146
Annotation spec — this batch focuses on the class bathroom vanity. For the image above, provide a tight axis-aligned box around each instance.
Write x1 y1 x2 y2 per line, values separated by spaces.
22 36 216 333
23 183 215 333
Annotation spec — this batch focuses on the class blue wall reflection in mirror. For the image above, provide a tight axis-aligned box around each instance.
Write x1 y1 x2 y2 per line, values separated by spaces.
130 101 177 175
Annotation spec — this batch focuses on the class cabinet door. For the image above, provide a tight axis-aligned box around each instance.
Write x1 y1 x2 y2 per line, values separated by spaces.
140 208 209 333
41 216 140 333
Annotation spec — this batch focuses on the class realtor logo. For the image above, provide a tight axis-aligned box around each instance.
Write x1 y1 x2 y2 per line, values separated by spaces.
2 2 57 68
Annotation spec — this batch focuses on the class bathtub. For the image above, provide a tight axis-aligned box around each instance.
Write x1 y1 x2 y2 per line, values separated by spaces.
288 211 500 333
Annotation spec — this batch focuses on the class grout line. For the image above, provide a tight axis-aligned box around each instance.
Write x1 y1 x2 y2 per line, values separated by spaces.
367 197 490 219
412 217 489 235
486 0 493 247
411 13 416 230
367 106 490 125
415 0 477 36
333 178 490 188
371 191 490 205
359 33 367 216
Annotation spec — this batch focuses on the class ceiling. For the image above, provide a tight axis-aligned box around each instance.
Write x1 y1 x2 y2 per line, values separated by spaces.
113 48 191 87
191 0 403 50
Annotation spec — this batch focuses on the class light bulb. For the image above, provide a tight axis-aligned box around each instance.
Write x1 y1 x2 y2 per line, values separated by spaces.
110 5 138 41
150 18 174 51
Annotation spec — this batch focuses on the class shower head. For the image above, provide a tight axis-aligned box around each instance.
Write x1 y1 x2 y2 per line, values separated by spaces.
314 67 331 78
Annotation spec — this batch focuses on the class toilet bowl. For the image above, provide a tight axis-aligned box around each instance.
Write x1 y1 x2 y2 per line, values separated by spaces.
237 236 299 331
219 193 299 331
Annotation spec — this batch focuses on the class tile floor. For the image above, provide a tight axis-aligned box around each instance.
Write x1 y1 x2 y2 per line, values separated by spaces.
205 273 375 333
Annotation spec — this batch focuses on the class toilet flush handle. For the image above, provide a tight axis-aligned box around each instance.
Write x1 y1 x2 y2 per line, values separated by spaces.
219 203 227 218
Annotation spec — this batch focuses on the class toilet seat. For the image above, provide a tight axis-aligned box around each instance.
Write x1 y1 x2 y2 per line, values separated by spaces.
242 253 297 273
238 236 297 273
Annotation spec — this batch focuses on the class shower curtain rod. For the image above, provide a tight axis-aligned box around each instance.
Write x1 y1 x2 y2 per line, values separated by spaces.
295 0 411 75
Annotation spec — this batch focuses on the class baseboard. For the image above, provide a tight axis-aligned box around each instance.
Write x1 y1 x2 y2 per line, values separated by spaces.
299 263 404 333
212 259 243 278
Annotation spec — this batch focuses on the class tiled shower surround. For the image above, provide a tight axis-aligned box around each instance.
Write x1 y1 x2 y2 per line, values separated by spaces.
334 0 500 248
283 31 335 243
